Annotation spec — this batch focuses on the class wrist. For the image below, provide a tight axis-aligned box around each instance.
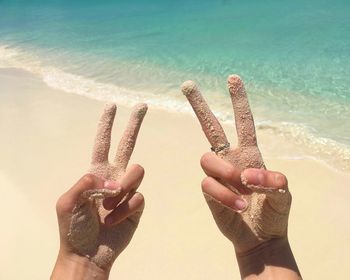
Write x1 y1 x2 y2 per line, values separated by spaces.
51 250 110 280
235 238 301 279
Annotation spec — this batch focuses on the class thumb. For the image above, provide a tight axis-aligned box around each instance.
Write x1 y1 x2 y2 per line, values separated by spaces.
241 169 292 214
57 174 105 214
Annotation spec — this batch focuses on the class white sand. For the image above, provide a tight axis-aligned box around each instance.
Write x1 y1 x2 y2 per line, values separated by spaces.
0 68 349 279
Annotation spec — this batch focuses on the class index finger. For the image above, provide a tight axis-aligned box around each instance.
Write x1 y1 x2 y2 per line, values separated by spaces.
227 75 257 148
91 103 116 165
181 80 229 152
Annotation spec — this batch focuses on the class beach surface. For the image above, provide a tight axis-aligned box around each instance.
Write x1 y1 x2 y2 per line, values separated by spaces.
1 68 349 279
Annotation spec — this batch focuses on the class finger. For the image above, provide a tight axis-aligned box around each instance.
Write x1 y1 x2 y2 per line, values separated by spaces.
181 81 229 153
242 168 291 214
114 103 147 171
227 75 257 148
91 103 116 165
57 174 105 214
200 152 247 192
201 177 248 211
66 174 105 201
104 192 145 226
241 168 288 190
103 164 144 210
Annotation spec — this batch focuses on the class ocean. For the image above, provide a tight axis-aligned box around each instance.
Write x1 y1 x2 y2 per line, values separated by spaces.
0 0 349 170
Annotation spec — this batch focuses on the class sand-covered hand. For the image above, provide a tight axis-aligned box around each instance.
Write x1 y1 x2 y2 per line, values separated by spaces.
57 103 147 270
182 75 292 254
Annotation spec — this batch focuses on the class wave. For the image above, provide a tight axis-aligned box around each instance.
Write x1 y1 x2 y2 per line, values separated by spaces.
0 44 191 112
1 44 349 172
256 121 350 172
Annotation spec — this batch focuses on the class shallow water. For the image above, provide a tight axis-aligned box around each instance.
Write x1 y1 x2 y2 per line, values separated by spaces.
0 0 349 170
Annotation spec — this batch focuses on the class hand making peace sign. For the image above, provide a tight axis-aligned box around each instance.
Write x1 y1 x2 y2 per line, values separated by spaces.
55 103 147 272
182 75 292 254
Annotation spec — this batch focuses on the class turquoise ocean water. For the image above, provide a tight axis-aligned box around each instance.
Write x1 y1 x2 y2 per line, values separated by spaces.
0 0 349 170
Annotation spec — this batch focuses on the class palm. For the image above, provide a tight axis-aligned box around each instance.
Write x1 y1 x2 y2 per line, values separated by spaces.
68 103 147 269
182 75 291 253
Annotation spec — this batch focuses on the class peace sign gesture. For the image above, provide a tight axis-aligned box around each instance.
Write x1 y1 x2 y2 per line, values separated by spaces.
182 75 292 254
55 103 147 273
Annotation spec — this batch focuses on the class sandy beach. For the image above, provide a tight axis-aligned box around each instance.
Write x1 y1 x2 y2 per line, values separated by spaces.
1 67 349 279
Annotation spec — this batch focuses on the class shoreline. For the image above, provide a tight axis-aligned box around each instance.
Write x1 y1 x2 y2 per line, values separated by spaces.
1 43 350 172
1 67 350 279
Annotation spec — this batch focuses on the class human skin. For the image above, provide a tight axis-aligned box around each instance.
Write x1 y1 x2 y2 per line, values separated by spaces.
182 75 301 279
51 103 147 280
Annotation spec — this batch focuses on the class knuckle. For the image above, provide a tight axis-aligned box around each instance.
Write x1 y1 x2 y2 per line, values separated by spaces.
135 192 145 203
55 195 70 214
133 164 145 177
135 164 145 178
223 165 236 180
200 152 214 167
55 196 63 213
134 192 145 212
81 173 95 186
258 171 267 185
201 177 212 190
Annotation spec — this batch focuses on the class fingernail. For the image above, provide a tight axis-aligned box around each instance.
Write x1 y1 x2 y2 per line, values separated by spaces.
233 199 247 211
104 181 118 189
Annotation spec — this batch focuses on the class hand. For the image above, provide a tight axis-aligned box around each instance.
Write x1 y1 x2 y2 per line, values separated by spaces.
182 76 300 278
53 103 147 279
199 153 290 253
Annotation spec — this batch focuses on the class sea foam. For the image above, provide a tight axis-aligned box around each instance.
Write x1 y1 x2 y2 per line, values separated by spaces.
1 44 349 172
